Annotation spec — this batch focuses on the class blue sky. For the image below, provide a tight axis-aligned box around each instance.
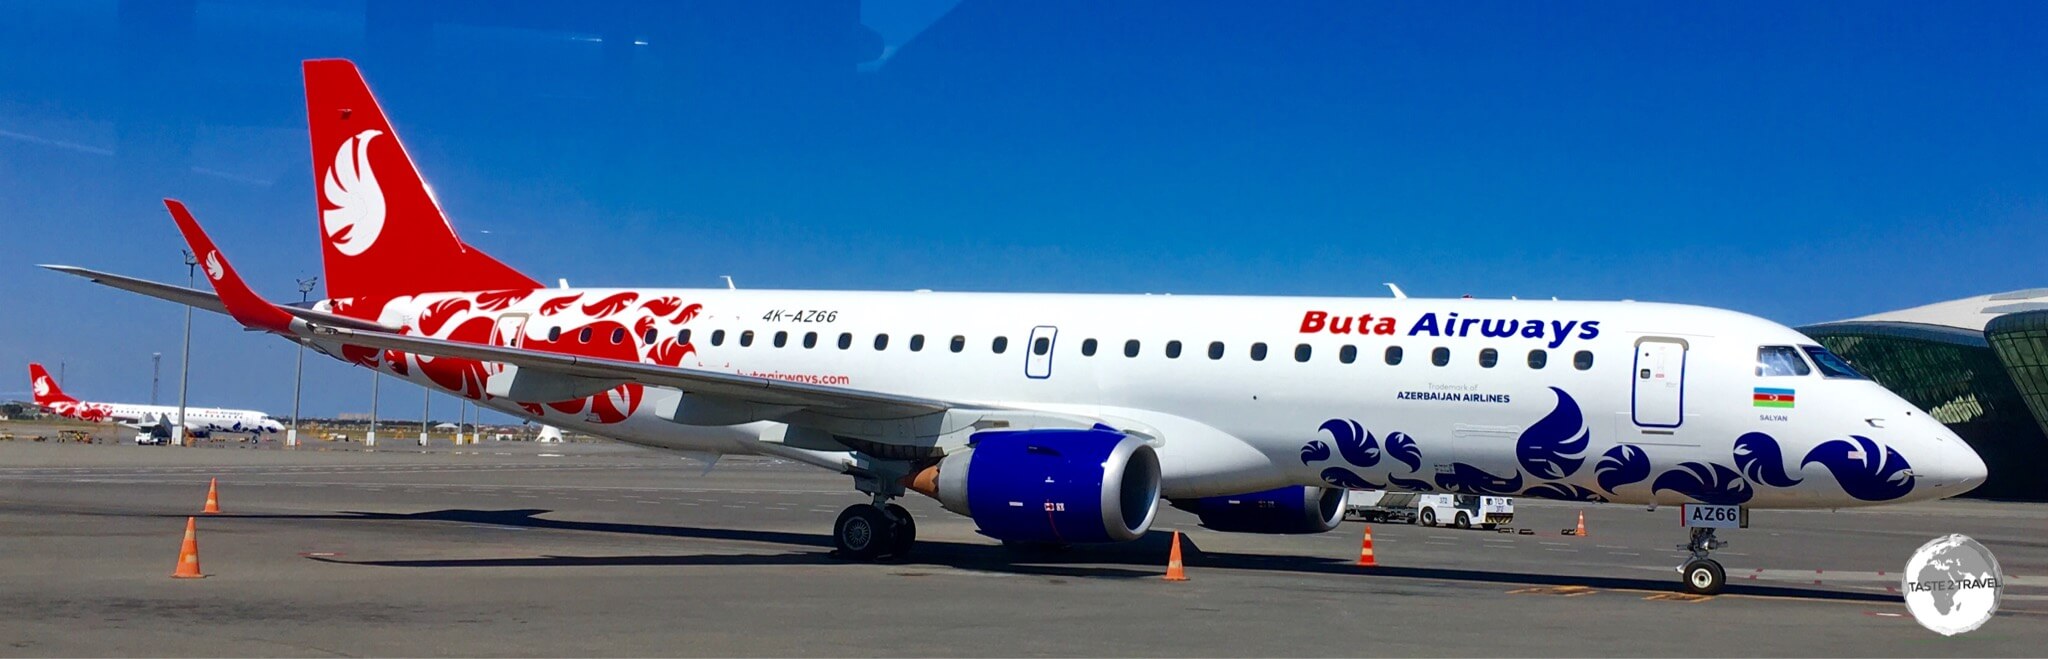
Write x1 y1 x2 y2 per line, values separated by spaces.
1 1 2043 419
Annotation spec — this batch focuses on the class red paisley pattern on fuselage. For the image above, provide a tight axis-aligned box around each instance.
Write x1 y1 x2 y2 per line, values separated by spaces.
539 294 582 316
581 292 639 317
475 289 537 312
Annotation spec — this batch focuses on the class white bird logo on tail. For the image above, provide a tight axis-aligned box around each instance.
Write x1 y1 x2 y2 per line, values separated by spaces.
32 376 49 398
323 129 387 256
204 251 224 281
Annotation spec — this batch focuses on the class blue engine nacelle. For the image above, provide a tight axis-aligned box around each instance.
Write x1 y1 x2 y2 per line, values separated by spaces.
1170 486 1346 534
924 426 1161 544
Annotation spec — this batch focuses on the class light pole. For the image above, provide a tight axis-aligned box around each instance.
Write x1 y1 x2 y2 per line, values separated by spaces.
419 388 429 447
366 370 379 448
175 249 196 447
287 277 318 448
150 353 160 405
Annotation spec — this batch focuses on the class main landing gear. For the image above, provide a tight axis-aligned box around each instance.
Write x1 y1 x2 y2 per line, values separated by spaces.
834 467 917 561
1678 527 1728 594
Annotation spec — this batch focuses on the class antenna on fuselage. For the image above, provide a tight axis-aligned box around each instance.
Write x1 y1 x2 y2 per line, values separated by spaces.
721 275 737 290
1384 282 1407 299
557 278 570 289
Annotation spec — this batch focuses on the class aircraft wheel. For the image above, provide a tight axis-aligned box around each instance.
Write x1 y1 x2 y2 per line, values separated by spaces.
1420 508 1437 527
1681 559 1725 595
834 504 892 561
884 503 916 558
1454 512 1471 529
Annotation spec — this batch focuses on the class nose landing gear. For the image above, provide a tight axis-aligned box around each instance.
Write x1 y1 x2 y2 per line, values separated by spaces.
1678 527 1728 594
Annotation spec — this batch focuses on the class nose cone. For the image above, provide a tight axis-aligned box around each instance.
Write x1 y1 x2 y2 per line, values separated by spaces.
1926 427 1989 497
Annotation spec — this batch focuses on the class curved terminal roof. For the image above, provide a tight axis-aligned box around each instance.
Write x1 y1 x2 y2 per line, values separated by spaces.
1805 288 2048 334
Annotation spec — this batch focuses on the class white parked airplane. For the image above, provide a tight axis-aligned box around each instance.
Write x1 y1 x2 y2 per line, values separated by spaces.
44 59 1987 594
26 362 284 440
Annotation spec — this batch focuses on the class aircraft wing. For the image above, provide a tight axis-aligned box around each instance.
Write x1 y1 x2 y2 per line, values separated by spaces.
146 199 951 421
40 264 394 333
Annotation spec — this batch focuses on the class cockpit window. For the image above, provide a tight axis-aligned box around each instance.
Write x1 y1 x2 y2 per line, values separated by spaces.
1756 346 1811 377
1801 345 1868 379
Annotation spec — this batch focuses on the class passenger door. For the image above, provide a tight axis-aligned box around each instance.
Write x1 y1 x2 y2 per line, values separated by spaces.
1025 325 1058 379
1632 337 1688 428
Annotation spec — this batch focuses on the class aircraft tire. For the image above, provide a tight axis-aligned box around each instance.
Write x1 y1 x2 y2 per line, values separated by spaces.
1681 559 1725 595
834 504 892 561
884 503 916 557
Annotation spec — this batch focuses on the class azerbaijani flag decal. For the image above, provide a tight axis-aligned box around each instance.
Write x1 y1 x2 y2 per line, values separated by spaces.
1754 387 1796 408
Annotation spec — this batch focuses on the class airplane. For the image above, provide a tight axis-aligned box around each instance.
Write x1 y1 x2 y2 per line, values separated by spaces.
26 362 285 442
42 59 1987 594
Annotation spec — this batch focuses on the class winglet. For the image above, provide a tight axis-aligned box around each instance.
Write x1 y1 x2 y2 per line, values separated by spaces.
162 199 301 334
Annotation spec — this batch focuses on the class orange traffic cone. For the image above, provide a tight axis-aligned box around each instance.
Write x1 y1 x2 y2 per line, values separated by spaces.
1357 525 1378 567
1575 510 1588 538
1163 531 1189 581
171 516 205 579
201 478 221 514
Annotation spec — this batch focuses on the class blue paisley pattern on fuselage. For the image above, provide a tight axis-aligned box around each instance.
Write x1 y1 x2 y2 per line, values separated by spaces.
1319 467 1383 490
1595 444 1651 494
1387 473 1434 492
1521 482 1607 502
1434 462 1524 495
1801 435 1915 502
1650 462 1754 505
1384 432 1422 473
1300 439 1331 465
1320 418 1380 468
1516 387 1592 480
1734 432 1802 488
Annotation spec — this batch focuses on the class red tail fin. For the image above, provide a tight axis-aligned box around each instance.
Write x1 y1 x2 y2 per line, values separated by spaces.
27 363 75 406
303 59 539 301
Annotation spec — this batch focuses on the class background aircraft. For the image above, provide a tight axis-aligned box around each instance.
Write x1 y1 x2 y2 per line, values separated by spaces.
27 362 283 440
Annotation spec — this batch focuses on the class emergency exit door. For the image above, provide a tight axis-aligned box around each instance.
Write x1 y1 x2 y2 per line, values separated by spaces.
1632 337 1687 428
1025 325 1058 379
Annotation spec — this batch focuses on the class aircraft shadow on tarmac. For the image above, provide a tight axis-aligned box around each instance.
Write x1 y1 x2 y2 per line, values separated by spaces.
207 508 1897 602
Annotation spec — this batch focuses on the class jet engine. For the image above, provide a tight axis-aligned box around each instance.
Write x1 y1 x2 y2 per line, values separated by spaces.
908 426 1160 544
1171 485 1346 534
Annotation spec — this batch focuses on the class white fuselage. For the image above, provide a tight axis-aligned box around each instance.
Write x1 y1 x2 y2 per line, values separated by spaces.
313 288 1986 509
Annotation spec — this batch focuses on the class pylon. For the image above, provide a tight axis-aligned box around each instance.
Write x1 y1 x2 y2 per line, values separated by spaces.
1575 510 1588 538
201 478 221 514
1163 531 1189 581
171 516 205 579
1356 525 1378 567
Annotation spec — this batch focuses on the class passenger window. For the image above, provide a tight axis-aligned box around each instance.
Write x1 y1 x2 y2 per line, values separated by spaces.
839 333 853 350
1033 337 1051 356
611 328 626 344
739 330 755 347
1801 345 1866 379
1250 343 1268 361
803 332 818 349
548 327 562 342
874 334 889 351
950 335 966 353
1082 339 1099 356
711 329 726 346
1527 349 1547 369
1208 341 1225 360
1574 350 1595 370
1756 346 1812 377
1165 340 1182 359
1385 346 1403 365
909 334 925 352
642 328 657 344
679 329 691 344
774 331 789 348
578 327 594 343
1295 344 1313 362
1431 347 1450 366
1478 348 1498 368
992 336 1008 354
1339 345 1357 364
1124 340 1140 358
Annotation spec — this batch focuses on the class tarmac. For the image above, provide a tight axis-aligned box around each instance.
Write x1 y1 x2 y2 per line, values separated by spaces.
1 433 2044 657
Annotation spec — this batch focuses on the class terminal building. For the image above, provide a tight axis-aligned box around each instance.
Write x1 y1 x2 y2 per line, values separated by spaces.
1799 289 2048 501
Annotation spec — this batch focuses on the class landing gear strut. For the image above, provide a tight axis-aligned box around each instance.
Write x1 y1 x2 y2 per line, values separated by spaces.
1678 527 1727 594
834 468 917 561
